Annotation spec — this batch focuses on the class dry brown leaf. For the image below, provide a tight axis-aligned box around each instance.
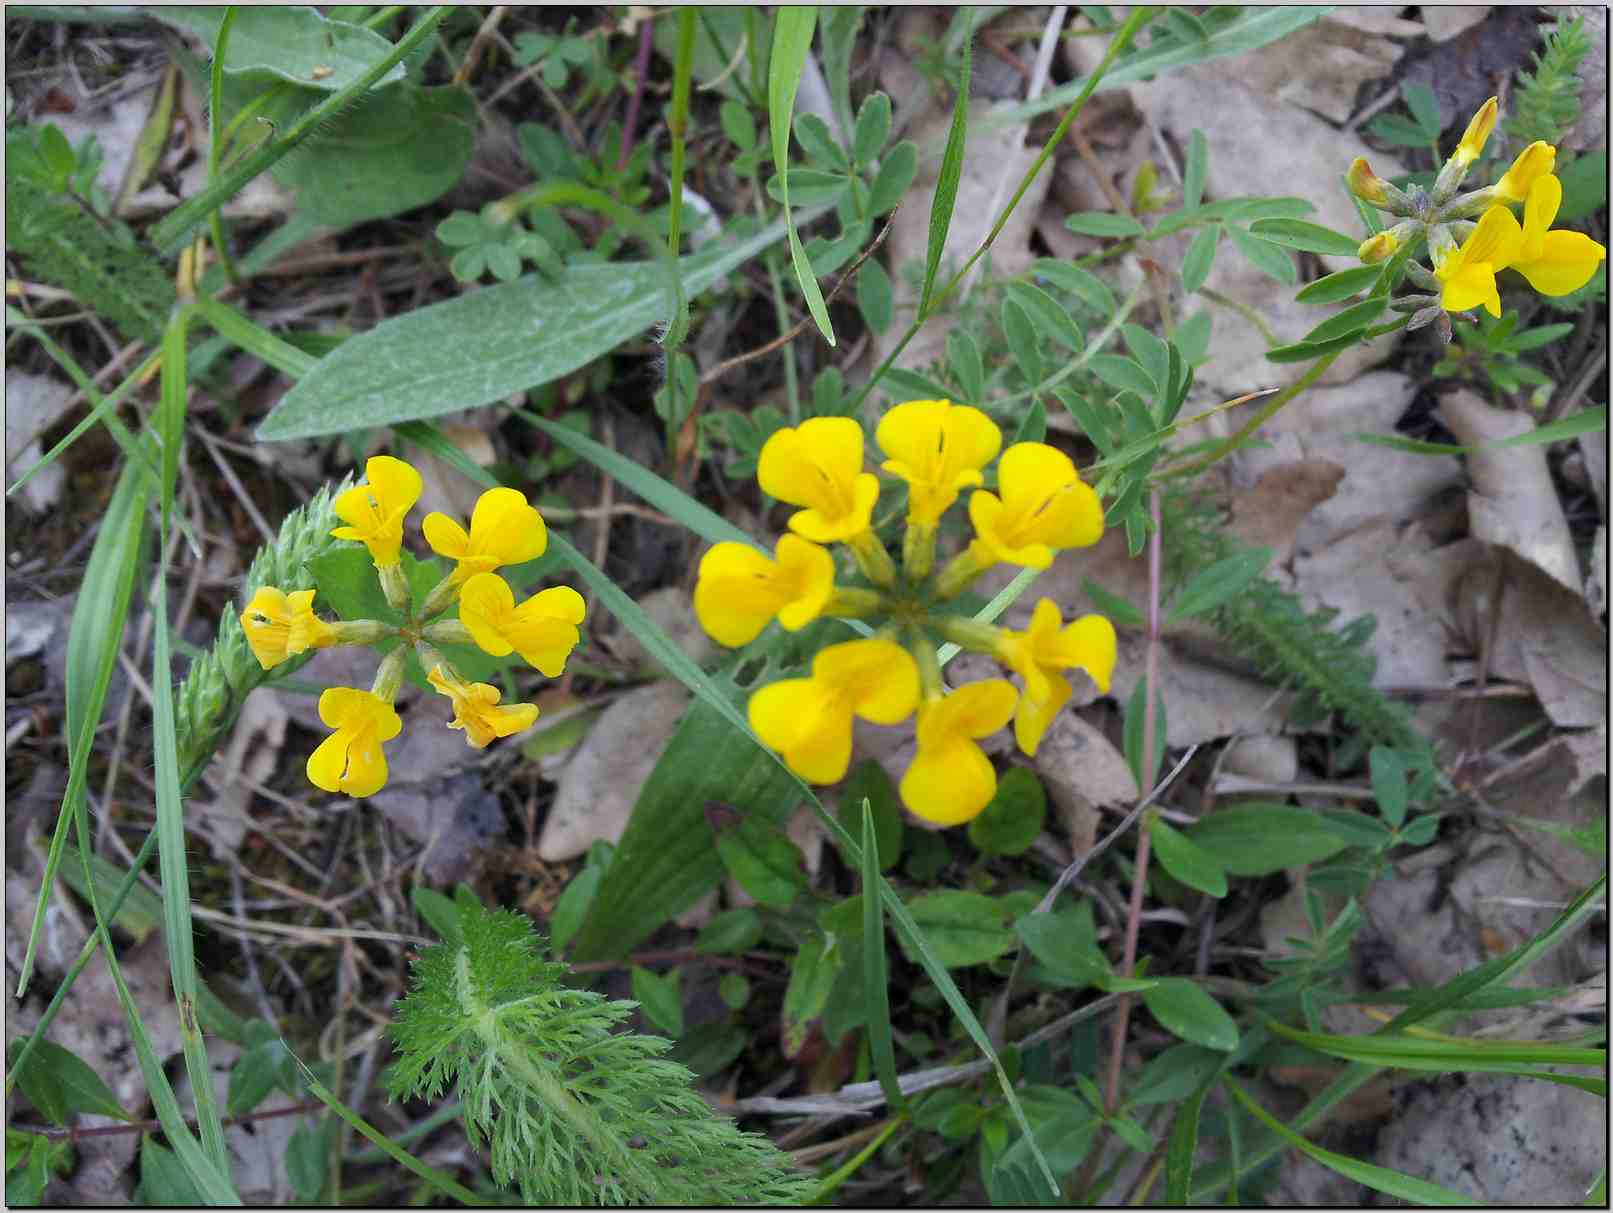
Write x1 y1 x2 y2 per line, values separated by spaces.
1418 6 1493 42
539 679 690 862
1227 458 1347 566
1440 388 1583 595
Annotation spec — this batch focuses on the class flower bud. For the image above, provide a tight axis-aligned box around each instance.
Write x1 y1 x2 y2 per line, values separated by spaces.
1358 231 1398 264
1392 294 1439 313
1405 259 1439 291
1347 157 1388 205
1454 96 1498 167
1406 304 1445 333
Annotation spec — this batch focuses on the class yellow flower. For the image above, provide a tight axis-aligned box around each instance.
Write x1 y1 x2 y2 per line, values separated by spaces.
966 443 1104 570
995 599 1117 757
876 399 1003 528
306 687 401 798
458 573 585 676
423 487 547 584
899 680 1019 826
1493 141 1556 204
239 587 337 670
1434 206 1522 317
749 638 919 784
331 455 423 568
426 664 538 749
1453 96 1497 166
693 535 836 647
757 417 880 544
1508 174 1608 297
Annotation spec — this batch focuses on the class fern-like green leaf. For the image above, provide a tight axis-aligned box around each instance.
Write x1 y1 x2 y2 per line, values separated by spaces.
388 903 812 1205
1504 16 1591 151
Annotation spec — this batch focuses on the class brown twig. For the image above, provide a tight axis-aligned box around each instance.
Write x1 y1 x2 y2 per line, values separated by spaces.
17 1099 324 1144
451 4 510 87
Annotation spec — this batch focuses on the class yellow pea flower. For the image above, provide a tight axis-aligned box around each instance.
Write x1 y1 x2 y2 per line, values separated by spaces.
1493 141 1556 204
331 455 422 569
748 638 919 784
899 680 1019 827
966 443 1103 570
423 487 548 584
1434 206 1522 317
240 587 336 670
1452 96 1497 166
876 399 1003 528
458 573 585 676
757 417 880 544
426 664 539 749
306 687 401 798
693 535 836 647
1508 174 1608 297
995 599 1117 757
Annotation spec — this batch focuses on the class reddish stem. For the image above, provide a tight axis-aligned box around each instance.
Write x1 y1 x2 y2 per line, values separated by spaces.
617 14 656 171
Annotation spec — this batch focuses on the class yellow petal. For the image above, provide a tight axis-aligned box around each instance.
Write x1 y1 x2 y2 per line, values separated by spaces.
338 726 390 797
920 679 1019 746
507 585 586 676
241 587 292 669
812 638 919 725
1522 174 1563 252
693 542 792 647
1514 230 1608 296
1050 614 1118 695
1014 674 1073 758
759 418 877 540
900 736 999 826
878 399 1002 527
306 729 352 794
365 455 423 516
317 686 375 730
1441 264 1504 317
422 512 471 560
458 572 518 656
469 487 547 567
749 677 852 784
1494 141 1556 203
772 535 836 632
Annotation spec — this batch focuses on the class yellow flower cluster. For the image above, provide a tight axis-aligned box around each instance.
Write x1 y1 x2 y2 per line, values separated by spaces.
1349 97 1605 334
240 456 584 797
693 403 1117 828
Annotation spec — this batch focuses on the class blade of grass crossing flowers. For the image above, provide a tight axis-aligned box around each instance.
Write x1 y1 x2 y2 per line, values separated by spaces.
1224 1080 1478 1206
919 7 972 317
16 460 149 998
194 297 318 378
149 6 451 253
769 6 836 345
936 566 1041 666
156 303 233 1175
862 800 904 1113
417 427 1061 1194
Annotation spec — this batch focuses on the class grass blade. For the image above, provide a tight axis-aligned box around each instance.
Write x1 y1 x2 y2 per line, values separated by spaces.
16 459 148 997
861 800 904 1113
768 6 836 345
149 6 450 253
1224 1080 1480 1206
919 7 972 317
294 1056 487 1206
1384 875 1606 1033
155 303 232 1175
1165 1073 1217 1204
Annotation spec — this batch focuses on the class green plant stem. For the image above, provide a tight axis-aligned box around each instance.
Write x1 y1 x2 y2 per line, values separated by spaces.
1199 285 1277 346
1156 348 1344 481
807 1115 906 1204
207 6 243 286
150 6 450 253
